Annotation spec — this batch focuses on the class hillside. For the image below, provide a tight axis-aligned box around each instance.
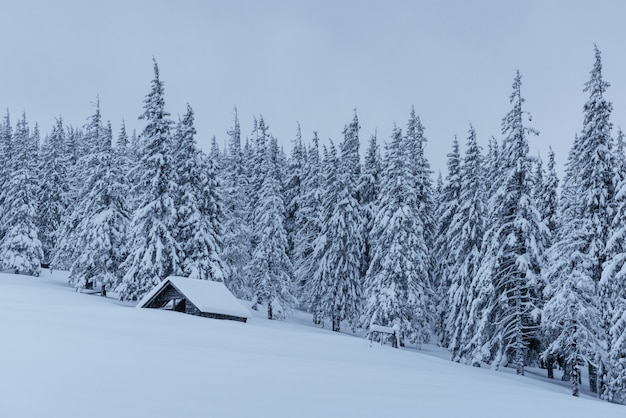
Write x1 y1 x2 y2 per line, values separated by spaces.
0 271 623 418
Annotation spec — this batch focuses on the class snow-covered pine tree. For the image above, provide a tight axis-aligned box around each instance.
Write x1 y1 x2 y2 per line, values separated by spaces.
292 133 323 302
117 59 180 301
359 132 382 284
0 113 43 275
405 108 435 285
53 101 104 271
172 104 226 282
484 137 502 202
117 120 129 150
0 111 13 241
65 108 130 291
0 110 12 175
247 116 270 236
123 127 144 212
543 215 603 397
116 120 133 178
221 109 253 298
249 135 296 319
535 148 559 243
446 125 486 362
210 135 221 161
284 123 306 261
0 112 12 178
307 140 339 325
475 72 547 375
435 171 444 198
541 131 586 392
614 129 626 186
530 148 560 379
433 135 462 345
311 113 364 332
38 118 68 265
305 140 340 326
600 129 626 401
361 125 430 346
555 46 616 395
600 161 626 400
56 125 86 260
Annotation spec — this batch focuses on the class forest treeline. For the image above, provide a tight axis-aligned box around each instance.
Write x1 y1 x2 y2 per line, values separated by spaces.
1 49 625 401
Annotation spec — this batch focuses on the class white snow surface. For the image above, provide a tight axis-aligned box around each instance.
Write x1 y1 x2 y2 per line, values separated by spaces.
136 275 250 319
1 270 624 418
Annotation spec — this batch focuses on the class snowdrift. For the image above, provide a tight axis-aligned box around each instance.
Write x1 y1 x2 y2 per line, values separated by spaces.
0 271 622 418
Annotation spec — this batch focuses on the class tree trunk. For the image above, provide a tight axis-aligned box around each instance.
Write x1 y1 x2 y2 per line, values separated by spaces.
514 290 525 376
599 362 608 399
562 361 571 381
515 335 525 376
312 311 323 326
332 315 341 332
546 357 554 379
589 363 597 394
572 363 580 397
561 363 573 382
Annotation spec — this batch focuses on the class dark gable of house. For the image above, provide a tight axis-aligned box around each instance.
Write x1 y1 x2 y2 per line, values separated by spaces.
142 282 187 312
142 280 247 323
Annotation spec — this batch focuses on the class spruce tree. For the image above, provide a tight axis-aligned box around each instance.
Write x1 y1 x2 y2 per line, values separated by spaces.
581 47 619 396
307 142 339 325
547 46 615 395
247 116 270 233
601 138 626 400
0 112 13 242
54 101 103 271
359 132 382 286
0 113 43 275
362 126 430 346
475 72 547 374
484 137 502 202
117 60 180 301
221 109 253 298
406 109 435 283
543 216 602 397
172 104 226 282
116 120 133 179
292 132 323 301
446 125 486 362
284 123 306 261
311 113 364 332
65 108 129 291
433 135 462 345
535 148 560 241
38 118 68 265
250 136 296 319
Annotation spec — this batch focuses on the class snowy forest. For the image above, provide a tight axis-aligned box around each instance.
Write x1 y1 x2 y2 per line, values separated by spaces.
2 46 626 402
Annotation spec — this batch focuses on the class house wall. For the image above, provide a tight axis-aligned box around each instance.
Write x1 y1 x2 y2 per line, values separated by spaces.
198 312 247 323
143 283 184 309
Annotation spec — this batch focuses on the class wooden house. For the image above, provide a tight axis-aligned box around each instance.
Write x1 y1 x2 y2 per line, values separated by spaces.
137 276 250 323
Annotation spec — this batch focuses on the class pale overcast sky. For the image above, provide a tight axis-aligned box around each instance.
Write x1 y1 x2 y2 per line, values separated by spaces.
1 0 626 176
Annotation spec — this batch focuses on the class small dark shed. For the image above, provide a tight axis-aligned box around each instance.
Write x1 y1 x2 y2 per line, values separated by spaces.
137 276 249 323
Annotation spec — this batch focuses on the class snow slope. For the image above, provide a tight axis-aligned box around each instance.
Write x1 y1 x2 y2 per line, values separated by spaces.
0 271 623 418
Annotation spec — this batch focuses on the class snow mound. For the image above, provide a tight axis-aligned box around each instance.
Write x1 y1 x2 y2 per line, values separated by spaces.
0 270 623 418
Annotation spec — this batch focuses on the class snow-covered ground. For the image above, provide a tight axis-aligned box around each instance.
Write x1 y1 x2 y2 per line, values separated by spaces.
0 270 623 418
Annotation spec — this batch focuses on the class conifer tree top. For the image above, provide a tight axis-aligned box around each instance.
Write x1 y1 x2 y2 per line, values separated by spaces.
140 59 170 123
584 45 610 98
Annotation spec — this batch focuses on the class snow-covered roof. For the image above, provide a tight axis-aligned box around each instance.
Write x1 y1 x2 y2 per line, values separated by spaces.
137 276 250 319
